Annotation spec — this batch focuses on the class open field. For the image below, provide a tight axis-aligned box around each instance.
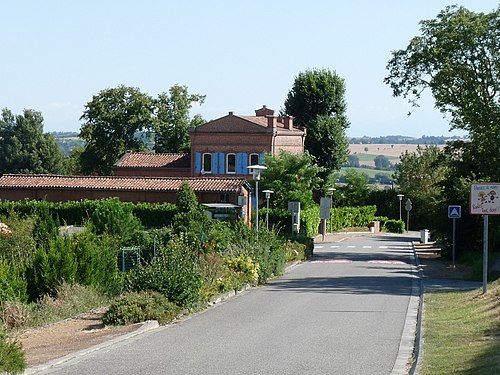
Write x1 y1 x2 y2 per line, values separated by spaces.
349 144 446 167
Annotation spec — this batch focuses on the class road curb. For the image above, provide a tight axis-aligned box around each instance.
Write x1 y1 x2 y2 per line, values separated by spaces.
390 240 422 375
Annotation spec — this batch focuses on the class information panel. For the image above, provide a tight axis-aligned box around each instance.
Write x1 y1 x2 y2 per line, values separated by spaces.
470 183 500 216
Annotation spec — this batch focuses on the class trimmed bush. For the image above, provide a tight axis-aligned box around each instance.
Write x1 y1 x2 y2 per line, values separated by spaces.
103 291 181 326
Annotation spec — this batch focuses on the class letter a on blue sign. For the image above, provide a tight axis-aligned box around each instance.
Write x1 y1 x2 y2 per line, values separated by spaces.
448 205 461 219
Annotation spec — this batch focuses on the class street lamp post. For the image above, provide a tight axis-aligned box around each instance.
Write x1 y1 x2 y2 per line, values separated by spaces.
262 189 273 230
247 165 267 232
397 194 404 221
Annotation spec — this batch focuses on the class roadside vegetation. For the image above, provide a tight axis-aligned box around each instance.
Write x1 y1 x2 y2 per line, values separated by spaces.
420 280 500 374
0 176 391 373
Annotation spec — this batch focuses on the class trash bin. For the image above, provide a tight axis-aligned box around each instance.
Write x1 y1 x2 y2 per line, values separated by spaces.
420 229 429 244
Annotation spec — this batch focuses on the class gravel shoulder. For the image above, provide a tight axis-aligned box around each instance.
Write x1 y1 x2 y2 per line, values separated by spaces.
17 311 142 368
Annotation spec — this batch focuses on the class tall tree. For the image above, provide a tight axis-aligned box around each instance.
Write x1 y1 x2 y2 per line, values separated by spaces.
79 86 155 175
0 108 66 174
384 5 499 181
260 151 323 210
284 68 350 173
154 85 205 153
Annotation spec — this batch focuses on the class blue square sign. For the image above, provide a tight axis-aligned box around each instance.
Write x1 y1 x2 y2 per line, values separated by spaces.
448 205 461 219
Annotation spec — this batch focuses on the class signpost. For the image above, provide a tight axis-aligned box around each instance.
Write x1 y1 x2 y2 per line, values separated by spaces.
319 197 331 241
470 183 500 294
448 205 461 268
405 198 412 233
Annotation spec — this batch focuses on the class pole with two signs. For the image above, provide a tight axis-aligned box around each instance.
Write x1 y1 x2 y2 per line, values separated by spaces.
470 183 500 294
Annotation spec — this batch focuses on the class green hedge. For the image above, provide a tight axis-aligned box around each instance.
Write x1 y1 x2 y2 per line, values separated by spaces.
0 199 177 228
374 216 405 233
328 205 377 233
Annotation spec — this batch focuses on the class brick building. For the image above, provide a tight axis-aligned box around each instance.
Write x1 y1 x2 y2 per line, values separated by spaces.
113 106 305 179
0 174 252 224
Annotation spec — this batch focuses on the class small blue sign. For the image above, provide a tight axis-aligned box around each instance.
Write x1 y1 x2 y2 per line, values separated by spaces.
448 205 461 219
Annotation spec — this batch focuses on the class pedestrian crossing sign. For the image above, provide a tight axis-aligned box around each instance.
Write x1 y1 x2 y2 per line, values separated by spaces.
448 205 461 219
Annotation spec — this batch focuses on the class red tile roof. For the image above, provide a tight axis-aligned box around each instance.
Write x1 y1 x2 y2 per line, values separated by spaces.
0 174 249 193
113 153 190 168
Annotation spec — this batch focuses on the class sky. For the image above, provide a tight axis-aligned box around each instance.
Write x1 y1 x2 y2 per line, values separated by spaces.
1 1 497 138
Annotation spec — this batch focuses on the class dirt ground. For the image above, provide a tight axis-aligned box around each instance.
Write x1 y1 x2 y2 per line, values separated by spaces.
17 311 142 367
16 252 466 370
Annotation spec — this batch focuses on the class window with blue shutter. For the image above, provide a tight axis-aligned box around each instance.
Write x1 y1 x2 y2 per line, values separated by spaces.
212 153 218 175
195 152 201 174
236 153 247 174
219 153 225 174
259 153 265 165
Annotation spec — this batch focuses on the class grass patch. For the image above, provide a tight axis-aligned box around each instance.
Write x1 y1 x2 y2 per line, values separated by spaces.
420 279 500 374
2 283 112 331
340 167 394 179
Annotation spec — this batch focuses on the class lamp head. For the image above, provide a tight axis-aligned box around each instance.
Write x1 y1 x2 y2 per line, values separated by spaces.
247 164 267 180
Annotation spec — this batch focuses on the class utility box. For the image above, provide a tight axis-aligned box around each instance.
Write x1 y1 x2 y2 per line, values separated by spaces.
369 221 380 233
420 229 430 244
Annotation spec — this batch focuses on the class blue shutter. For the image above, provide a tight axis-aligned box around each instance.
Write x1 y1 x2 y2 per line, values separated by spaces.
219 153 225 174
259 153 265 165
237 153 247 174
195 152 201 174
212 153 218 175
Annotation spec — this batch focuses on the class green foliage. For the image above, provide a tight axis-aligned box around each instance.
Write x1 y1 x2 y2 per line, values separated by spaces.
154 85 206 153
72 232 122 295
33 205 59 250
132 202 177 228
374 155 391 170
284 68 350 173
347 154 360 167
328 206 377 232
26 236 78 299
103 291 181 326
375 216 405 233
79 86 155 175
300 206 321 237
0 259 28 303
0 214 37 266
89 198 143 245
0 108 66 175
126 235 202 307
260 151 323 210
26 231 121 301
176 183 200 213
337 169 370 206
0 199 177 229
0 329 26 374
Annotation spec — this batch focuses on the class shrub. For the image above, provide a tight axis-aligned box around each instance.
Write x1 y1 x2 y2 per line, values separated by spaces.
1 302 28 329
0 214 37 266
103 291 181 326
375 217 405 233
0 259 28 304
89 198 143 245
0 329 26 374
126 236 202 307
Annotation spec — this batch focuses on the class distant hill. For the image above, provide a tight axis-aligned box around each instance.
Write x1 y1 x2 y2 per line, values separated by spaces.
348 135 466 145
51 132 84 155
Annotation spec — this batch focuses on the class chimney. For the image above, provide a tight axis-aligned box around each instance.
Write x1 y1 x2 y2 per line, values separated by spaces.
283 116 294 129
228 111 234 115
255 105 274 117
266 115 277 129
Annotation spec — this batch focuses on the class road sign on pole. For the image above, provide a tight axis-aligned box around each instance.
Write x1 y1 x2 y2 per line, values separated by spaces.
470 183 500 293
448 205 461 219
405 198 412 232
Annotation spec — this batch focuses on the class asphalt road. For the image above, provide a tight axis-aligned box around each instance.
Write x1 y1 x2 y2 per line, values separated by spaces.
42 234 417 375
